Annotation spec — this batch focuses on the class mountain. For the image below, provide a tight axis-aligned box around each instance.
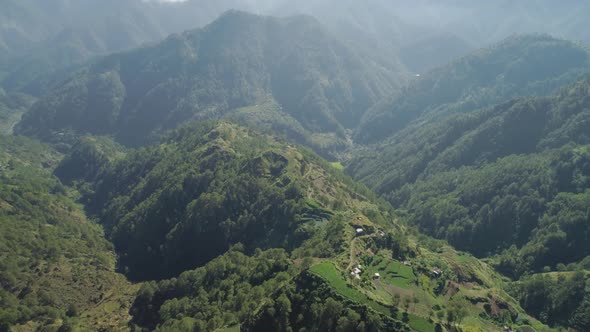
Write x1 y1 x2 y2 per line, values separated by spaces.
398 32 473 72
5 3 590 331
0 0 163 93
385 0 590 46
268 0 590 72
0 0 413 95
3 0 590 96
0 119 553 331
0 135 134 331
61 122 390 280
356 34 590 144
346 77 590 329
350 76 590 254
16 11 397 155
0 0 273 94
55 122 547 331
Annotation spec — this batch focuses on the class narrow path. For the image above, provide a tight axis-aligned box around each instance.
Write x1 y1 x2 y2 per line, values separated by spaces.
347 237 360 271
346 234 371 271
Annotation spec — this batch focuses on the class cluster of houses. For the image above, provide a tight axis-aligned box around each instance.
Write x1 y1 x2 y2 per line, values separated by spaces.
350 264 381 280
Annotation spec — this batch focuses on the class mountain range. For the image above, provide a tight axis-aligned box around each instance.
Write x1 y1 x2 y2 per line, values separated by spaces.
2 3 590 331
16 11 398 155
3 0 590 96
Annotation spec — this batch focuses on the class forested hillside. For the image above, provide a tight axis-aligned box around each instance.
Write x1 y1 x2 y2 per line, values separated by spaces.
16 11 396 155
59 122 390 280
349 77 590 190
0 0 264 94
356 35 590 144
4 2 590 331
50 121 545 331
0 136 134 331
349 77 590 256
268 0 590 72
0 0 164 93
348 77 590 330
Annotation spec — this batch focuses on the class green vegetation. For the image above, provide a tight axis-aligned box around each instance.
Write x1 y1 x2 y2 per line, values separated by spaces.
0 0 244 95
225 97 350 159
59 122 392 281
310 262 390 313
42 121 545 331
0 136 133 331
349 78 590 274
348 71 590 330
17 10 395 152
0 89 34 135
356 35 590 144
508 271 590 330
6 5 590 331
381 261 414 288
0 122 558 331
330 162 345 171
130 247 295 331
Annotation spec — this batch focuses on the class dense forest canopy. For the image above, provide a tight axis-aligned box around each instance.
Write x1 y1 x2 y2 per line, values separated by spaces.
2 1 590 331
62 122 393 280
355 35 590 144
0 136 134 331
16 11 397 155
345 74 590 330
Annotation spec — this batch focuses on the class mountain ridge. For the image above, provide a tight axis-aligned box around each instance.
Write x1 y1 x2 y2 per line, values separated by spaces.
16 10 398 155
355 34 590 144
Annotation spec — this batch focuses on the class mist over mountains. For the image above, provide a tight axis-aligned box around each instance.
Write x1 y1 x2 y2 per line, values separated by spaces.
2 1 590 331
2 0 590 94
16 10 398 155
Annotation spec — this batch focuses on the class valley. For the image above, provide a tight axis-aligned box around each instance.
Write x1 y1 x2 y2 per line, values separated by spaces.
1 2 590 332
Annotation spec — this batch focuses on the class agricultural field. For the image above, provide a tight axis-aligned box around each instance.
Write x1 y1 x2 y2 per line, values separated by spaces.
308 214 548 332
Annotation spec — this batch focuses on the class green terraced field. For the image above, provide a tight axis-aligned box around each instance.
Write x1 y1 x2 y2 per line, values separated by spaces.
310 262 390 314
371 258 415 288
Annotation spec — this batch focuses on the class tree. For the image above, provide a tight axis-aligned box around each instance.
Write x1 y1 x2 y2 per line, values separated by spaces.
66 303 78 317
320 298 343 331
275 293 292 332
448 297 469 327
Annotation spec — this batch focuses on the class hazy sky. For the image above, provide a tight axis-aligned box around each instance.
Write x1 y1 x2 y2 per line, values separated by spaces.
148 0 188 2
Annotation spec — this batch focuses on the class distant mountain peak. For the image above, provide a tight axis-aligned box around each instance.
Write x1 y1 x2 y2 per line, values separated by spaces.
356 33 590 144
17 9 397 152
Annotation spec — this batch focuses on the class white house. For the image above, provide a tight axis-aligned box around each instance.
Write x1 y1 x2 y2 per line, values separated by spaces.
432 268 443 277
